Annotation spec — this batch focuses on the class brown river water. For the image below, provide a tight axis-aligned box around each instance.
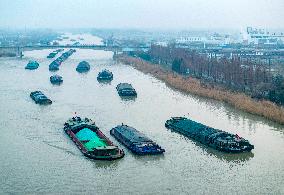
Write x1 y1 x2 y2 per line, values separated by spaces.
0 48 283 194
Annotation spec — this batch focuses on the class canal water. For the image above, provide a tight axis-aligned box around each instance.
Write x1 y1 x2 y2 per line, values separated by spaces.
0 47 284 194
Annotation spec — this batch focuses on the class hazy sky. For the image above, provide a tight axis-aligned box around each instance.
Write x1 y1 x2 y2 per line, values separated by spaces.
0 0 283 30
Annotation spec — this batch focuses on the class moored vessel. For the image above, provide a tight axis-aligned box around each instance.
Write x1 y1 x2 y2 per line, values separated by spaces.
110 124 165 155
64 116 124 160
165 117 254 153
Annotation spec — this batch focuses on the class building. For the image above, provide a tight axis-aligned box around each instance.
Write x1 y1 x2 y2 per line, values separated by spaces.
243 27 284 45
176 36 205 44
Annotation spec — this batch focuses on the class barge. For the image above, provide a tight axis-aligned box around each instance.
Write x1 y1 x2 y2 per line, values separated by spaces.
165 117 254 153
49 49 76 71
110 124 165 155
47 49 64 58
76 61 90 73
30 91 52 105
50 75 63 85
116 83 137 96
64 117 124 160
25 60 39 70
97 69 113 82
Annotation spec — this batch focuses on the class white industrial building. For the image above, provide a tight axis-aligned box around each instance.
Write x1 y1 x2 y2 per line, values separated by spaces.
243 27 284 45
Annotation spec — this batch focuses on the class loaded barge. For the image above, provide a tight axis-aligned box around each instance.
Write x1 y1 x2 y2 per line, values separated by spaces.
110 124 165 155
165 117 254 153
30 91 52 105
97 69 113 82
49 49 76 71
25 60 39 70
116 83 137 96
76 61 90 73
50 74 63 85
64 117 124 160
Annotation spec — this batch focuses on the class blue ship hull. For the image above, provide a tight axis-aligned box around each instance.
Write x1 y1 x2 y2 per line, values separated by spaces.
110 125 165 155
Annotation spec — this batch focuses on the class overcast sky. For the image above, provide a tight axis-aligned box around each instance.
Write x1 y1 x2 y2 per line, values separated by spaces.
0 0 283 30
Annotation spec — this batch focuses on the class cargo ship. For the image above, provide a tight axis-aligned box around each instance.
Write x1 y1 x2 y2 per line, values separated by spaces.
116 83 137 96
165 117 254 153
30 91 52 105
64 117 124 160
110 124 165 155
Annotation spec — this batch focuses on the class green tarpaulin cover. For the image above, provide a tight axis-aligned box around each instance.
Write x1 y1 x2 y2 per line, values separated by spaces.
75 128 98 141
75 128 108 151
84 137 108 151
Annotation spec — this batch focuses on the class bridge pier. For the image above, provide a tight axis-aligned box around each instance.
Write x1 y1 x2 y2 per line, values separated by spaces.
0 47 23 57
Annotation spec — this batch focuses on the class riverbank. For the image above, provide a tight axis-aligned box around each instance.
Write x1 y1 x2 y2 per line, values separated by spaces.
116 55 284 125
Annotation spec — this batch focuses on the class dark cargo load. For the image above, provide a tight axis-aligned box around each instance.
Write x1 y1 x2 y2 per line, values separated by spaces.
165 117 254 153
116 83 137 96
30 91 52 105
110 124 165 155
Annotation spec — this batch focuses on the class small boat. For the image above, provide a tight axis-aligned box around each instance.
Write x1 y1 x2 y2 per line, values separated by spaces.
165 117 254 153
50 75 63 85
110 124 165 155
116 83 137 96
25 60 39 70
76 61 90 73
55 49 64 53
97 69 113 81
47 49 64 58
47 52 57 58
64 117 125 160
30 91 52 105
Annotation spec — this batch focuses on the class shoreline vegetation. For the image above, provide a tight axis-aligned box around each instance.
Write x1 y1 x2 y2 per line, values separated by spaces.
116 54 284 125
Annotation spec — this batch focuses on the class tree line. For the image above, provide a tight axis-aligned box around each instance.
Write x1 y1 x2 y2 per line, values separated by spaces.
130 45 284 105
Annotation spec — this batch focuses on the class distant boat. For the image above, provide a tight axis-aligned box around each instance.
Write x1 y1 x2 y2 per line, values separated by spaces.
25 60 39 70
76 61 90 73
97 69 113 82
110 124 165 155
47 49 64 58
49 49 76 71
50 75 63 85
30 91 52 105
116 83 137 96
165 117 254 153
47 52 57 59
64 116 125 160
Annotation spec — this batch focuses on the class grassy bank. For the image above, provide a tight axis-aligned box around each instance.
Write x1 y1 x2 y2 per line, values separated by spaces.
116 55 284 125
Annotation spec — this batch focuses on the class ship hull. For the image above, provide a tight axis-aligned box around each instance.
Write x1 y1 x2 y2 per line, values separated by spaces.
64 117 124 160
165 118 254 153
110 126 165 155
65 129 124 160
